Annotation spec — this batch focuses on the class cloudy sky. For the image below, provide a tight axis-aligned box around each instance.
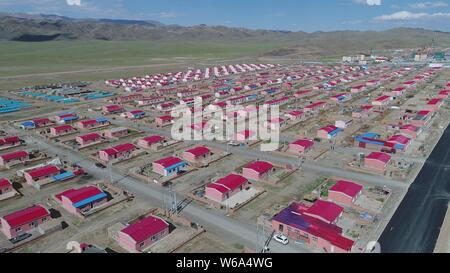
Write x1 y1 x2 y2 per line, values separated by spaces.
0 0 449 32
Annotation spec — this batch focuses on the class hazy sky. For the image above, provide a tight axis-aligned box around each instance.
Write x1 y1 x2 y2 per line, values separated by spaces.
1 0 450 32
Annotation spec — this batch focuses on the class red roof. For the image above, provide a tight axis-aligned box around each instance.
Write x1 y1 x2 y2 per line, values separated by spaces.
156 115 173 121
0 136 20 145
393 87 405 92
388 135 410 145
60 186 103 204
366 152 391 164
417 110 430 116
305 101 326 109
304 200 344 223
57 113 76 119
53 125 74 132
319 125 339 133
375 95 391 102
244 161 273 174
207 174 248 193
129 110 145 115
291 139 314 149
295 89 312 96
141 135 165 144
400 124 419 132
112 143 136 153
0 178 12 188
361 105 373 110
101 148 117 156
329 180 363 198
80 119 98 126
213 101 227 108
154 156 183 168
2 205 50 228
352 85 366 89
26 165 59 179
159 103 175 108
185 146 211 157
78 133 101 142
428 98 442 105
287 110 304 117
273 202 354 251
121 215 168 243
0 150 28 162
55 188 76 201
104 105 122 112
33 118 51 124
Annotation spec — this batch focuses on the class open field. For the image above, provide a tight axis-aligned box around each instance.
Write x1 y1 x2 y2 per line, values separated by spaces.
0 40 288 76
0 40 292 90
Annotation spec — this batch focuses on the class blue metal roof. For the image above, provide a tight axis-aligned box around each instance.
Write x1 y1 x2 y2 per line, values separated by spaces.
53 171 74 181
96 117 109 123
62 116 79 121
164 161 188 172
329 128 343 136
73 192 108 208
355 133 405 150
21 121 35 127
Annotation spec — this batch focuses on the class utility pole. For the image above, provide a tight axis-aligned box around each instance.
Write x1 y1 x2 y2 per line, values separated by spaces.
108 162 113 184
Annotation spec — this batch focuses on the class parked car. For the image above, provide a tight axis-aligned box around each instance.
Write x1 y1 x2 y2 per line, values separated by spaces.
9 233 32 244
273 233 289 245
228 141 240 146
95 162 106 169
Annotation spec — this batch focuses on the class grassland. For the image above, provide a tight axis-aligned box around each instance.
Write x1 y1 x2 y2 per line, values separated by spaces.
0 39 288 76
0 39 290 89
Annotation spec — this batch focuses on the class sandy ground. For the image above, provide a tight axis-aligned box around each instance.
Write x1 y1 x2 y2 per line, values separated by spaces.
434 203 450 253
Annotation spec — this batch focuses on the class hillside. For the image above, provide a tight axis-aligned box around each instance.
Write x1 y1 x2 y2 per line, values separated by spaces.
1 13 450 55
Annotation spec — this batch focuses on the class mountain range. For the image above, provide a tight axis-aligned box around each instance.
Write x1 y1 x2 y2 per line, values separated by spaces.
1 12 450 56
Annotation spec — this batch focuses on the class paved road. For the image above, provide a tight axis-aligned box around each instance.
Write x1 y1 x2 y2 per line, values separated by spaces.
12 128 308 253
379 124 450 253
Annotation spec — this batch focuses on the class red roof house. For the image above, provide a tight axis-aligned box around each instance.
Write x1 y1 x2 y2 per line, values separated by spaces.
24 165 60 185
0 136 21 148
50 124 76 136
271 202 354 253
400 124 421 138
102 105 123 114
58 186 108 215
98 143 137 163
0 178 14 196
0 205 51 239
425 98 443 111
328 180 363 206
152 156 188 176
181 146 212 163
137 135 166 149
76 133 102 147
288 139 314 154
242 161 274 181
118 215 169 253
303 200 344 224
0 150 29 166
205 174 249 202
365 152 391 172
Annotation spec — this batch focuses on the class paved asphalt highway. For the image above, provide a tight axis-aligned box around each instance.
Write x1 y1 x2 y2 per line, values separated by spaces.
379 124 450 253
